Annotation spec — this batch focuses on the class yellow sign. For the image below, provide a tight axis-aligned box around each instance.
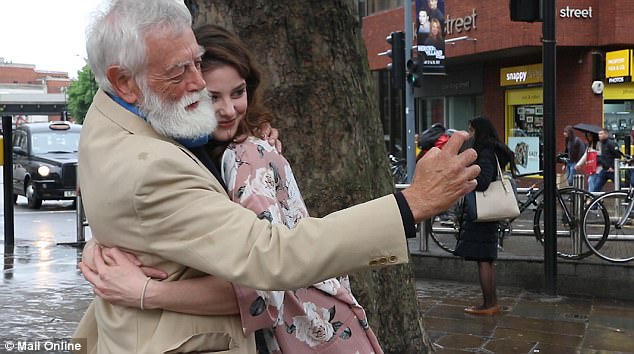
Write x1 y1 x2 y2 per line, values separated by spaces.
506 87 543 105
603 81 634 100
605 49 632 82
500 63 543 86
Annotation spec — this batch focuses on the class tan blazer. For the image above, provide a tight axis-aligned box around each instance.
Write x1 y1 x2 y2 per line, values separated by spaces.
74 90 409 353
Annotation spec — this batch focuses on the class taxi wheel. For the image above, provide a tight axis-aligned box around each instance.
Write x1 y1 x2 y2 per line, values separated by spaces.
26 181 42 209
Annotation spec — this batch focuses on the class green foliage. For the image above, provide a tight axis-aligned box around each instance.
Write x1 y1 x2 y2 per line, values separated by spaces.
67 65 98 124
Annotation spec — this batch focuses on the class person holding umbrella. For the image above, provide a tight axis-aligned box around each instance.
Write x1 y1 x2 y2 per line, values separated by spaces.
574 125 622 192
562 125 586 186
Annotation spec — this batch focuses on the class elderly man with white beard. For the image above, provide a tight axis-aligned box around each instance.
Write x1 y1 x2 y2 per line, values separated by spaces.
74 0 479 353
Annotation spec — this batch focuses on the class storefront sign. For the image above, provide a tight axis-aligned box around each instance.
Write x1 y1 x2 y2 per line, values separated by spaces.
606 49 633 84
559 6 593 18
418 66 483 97
603 82 634 100
500 64 543 86
446 9 477 35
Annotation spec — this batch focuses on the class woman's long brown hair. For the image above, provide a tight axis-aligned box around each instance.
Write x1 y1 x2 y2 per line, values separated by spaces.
195 24 273 139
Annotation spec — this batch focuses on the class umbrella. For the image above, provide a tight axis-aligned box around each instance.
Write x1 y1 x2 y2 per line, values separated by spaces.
572 123 602 135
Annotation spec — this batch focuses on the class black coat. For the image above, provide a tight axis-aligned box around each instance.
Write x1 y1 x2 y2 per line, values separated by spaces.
454 146 506 261
598 138 622 170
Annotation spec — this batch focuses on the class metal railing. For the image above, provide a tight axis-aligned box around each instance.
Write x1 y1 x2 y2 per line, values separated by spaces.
398 174 589 253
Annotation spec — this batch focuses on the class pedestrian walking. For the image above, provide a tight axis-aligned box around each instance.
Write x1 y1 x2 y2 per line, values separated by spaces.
562 125 586 186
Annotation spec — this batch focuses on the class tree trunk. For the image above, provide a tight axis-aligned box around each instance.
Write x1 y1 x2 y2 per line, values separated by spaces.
186 1 433 352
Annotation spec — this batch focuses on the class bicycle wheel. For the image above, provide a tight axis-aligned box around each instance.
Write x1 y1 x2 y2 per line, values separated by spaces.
534 187 608 260
428 203 461 254
582 191 634 263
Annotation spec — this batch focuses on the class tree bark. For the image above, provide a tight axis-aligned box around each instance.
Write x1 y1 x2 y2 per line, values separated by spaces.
186 1 433 352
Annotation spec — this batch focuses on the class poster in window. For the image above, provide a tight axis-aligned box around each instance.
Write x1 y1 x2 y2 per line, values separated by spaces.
534 116 543 127
508 137 540 175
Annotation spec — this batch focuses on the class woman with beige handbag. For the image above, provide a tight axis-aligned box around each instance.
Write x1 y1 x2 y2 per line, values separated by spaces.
454 116 518 316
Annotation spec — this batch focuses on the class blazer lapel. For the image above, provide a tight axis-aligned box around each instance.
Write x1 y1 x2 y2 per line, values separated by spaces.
188 145 227 191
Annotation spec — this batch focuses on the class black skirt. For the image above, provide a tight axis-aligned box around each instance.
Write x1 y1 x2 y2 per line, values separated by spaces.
453 220 498 261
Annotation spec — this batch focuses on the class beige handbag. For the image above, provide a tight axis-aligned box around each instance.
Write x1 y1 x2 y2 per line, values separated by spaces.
473 156 520 222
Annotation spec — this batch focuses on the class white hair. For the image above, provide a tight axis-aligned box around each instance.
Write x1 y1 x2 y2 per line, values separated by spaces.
85 0 193 94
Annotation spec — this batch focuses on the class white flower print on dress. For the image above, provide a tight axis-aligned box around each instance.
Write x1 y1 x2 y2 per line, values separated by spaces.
223 138 383 354
292 302 335 347
312 278 341 296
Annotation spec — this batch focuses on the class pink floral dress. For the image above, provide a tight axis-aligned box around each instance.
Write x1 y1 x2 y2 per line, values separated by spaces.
221 137 383 354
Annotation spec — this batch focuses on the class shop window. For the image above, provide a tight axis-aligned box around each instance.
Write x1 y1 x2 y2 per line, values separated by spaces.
605 101 634 154
375 70 404 157
447 95 483 131
509 104 543 175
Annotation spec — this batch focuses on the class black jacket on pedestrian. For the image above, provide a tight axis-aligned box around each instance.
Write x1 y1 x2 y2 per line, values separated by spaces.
454 146 510 261
598 138 622 170
567 137 586 163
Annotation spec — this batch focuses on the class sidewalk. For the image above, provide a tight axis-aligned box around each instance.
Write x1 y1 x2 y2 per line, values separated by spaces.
417 278 634 353
2 232 634 353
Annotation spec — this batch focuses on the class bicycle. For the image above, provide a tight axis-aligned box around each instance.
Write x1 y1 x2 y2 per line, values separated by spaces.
427 166 609 260
582 156 634 262
388 154 407 184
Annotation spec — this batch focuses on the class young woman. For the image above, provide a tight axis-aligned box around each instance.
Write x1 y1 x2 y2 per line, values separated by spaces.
423 18 444 49
562 125 585 186
453 116 517 315
80 25 382 354
575 131 600 192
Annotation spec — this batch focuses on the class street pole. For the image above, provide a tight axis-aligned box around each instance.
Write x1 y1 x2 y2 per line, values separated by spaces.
542 0 558 295
2 115 15 247
404 0 416 182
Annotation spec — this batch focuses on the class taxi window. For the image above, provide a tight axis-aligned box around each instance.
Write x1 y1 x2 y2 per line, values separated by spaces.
31 132 80 154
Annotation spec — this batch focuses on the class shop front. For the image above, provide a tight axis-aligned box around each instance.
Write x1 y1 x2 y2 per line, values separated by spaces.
604 49 634 153
415 65 484 132
501 64 544 175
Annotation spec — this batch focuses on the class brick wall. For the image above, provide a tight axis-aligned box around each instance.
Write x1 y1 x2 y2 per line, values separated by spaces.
363 0 634 71
0 64 40 84
362 0 634 154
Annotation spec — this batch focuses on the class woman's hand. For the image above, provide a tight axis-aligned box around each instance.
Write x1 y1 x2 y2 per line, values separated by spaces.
233 122 282 153
80 245 239 315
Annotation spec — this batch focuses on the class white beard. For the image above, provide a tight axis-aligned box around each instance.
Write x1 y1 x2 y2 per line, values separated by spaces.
138 84 217 140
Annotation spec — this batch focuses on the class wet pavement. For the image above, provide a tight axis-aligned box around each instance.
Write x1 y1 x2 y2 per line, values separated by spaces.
417 278 634 353
1 240 92 346
2 197 634 353
1 194 93 353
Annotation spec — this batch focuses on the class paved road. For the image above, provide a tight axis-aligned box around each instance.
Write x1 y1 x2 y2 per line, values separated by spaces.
1 173 93 351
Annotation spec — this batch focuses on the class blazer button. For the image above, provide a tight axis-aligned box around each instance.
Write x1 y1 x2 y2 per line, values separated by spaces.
379 257 388 265
369 259 379 266
388 256 398 263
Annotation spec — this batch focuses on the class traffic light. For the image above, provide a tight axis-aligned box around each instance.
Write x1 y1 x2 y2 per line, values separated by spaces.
510 0 542 22
385 31 405 89
406 55 425 88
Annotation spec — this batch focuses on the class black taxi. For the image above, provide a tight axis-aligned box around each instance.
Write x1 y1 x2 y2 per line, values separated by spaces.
12 121 81 208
